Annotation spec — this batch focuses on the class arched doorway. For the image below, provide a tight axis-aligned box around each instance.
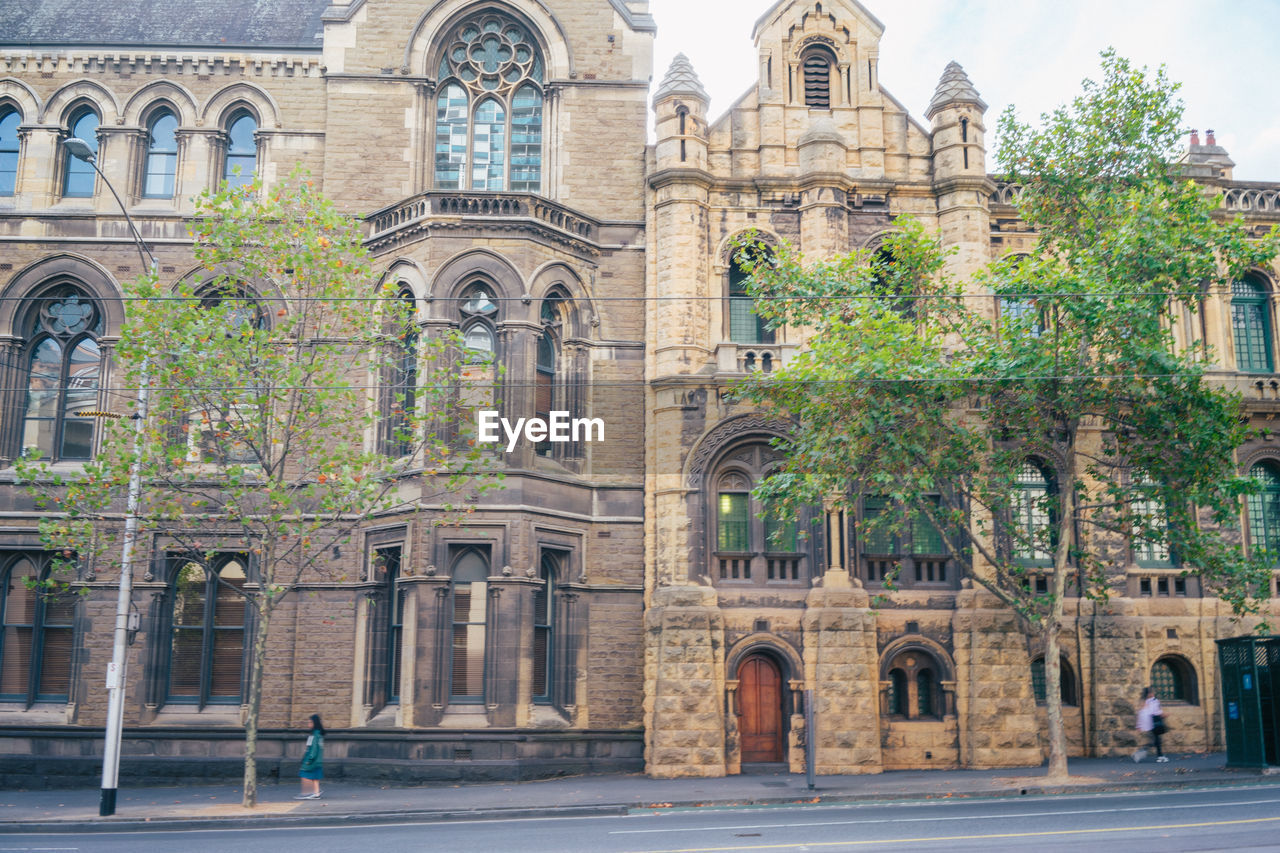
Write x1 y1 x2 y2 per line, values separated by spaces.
738 654 784 763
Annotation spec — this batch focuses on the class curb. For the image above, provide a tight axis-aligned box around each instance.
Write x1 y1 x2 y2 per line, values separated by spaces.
2 775 1275 834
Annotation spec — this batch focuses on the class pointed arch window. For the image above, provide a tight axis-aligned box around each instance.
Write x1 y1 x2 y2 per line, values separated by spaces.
143 109 179 198
380 288 418 457
22 285 103 461
450 547 490 702
62 107 99 197
1232 274 1273 373
223 111 257 189
433 11 545 193
1 553 75 705
166 557 248 708
460 283 499 363
0 106 20 196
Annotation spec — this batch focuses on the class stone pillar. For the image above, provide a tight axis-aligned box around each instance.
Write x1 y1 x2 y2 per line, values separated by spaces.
404 572 449 728
801 584 881 774
643 585 726 777
486 570 539 727
951 587 1043 767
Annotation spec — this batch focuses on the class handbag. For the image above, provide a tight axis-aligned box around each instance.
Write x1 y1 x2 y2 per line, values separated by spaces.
1152 714 1168 735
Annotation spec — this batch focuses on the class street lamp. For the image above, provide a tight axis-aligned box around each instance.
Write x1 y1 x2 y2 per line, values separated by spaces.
62 136 155 817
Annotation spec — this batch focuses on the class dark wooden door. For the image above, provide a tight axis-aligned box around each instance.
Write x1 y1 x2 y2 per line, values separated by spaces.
738 654 784 762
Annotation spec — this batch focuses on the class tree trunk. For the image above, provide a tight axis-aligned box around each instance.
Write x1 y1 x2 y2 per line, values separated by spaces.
242 596 271 808
1044 420 1078 781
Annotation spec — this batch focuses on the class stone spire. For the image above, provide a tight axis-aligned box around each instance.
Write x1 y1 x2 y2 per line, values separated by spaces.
654 53 709 104
927 60 986 119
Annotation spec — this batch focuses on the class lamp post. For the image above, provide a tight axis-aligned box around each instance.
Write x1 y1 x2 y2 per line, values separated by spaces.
63 137 156 817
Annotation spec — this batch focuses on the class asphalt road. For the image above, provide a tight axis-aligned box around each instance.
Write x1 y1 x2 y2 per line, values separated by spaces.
3 785 1280 853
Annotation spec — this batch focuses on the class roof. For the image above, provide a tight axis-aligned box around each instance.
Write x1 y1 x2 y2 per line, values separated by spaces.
0 0 329 49
654 53 708 104
927 60 986 118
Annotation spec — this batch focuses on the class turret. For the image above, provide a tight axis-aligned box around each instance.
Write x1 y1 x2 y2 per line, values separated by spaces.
927 61 987 181
653 53 709 171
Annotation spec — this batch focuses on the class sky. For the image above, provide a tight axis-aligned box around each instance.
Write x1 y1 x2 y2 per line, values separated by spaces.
648 0 1280 182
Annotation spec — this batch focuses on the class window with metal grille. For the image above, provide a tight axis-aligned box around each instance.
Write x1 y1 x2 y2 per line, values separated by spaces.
1232 275 1273 373
166 557 247 708
1151 655 1196 704
0 553 74 706
1030 656 1078 705
801 48 834 108
727 251 774 345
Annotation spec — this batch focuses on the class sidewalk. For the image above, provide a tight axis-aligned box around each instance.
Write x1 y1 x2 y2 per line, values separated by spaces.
1 752 1274 832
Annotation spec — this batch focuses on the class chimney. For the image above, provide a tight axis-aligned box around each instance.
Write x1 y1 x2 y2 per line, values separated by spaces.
1206 129 1216 146
1190 129 1200 146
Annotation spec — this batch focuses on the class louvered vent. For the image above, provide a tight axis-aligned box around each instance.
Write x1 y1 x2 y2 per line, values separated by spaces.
804 54 831 108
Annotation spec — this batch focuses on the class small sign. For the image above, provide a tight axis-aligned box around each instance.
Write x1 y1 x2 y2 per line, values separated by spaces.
105 661 120 690
1228 701 1239 720
1243 673 1254 691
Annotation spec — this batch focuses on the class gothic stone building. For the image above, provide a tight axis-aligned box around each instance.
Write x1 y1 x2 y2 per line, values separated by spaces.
0 0 1278 785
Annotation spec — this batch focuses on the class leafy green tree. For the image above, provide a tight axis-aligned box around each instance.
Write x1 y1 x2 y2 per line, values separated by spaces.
736 51 1278 779
19 170 495 806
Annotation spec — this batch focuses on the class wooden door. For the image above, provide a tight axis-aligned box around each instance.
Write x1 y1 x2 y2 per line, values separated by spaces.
738 654 784 762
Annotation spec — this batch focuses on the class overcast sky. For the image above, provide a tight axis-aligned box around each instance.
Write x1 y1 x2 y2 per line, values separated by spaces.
649 0 1280 182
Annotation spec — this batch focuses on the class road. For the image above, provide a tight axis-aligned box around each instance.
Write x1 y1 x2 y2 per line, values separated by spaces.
3 785 1279 852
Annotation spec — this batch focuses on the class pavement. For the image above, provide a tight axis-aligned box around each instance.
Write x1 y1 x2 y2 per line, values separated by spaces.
1 752 1275 833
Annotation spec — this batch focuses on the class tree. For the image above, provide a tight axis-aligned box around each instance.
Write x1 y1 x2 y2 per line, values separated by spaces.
18 170 496 807
735 51 1279 779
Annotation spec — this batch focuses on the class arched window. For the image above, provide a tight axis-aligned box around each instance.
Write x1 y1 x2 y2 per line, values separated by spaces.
460 282 499 362
1232 274 1273 373
142 109 178 198
711 444 807 584
1247 462 1280 564
0 553 74 706
166 557 247 708
1011 460 1055 566
450 548 490 702
188 286 265 465
887 668 907 716
532 551 557 702
0 106 20 196
1031 655 1078 706
801 45 836 108
22 285 103 461
727 242 775 345
381 288 418 457
883 647 945 719
1132 473 1174 567
1151 655 1197 704
433 11 545 192
62 107 99 197
223 111 257 189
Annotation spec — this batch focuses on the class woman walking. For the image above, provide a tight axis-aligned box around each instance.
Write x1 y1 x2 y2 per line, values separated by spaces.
296 714 325 799
1134 687 1168 763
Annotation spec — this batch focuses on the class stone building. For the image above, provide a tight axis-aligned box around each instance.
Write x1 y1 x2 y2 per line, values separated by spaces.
642 0 1280 778
0 0 1278 786
0 0 654 784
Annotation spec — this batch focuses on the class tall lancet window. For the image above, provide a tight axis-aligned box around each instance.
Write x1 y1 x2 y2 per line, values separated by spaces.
434 11 545 193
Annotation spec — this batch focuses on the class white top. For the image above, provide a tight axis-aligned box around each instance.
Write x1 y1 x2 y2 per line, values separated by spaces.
1137 696 1162 732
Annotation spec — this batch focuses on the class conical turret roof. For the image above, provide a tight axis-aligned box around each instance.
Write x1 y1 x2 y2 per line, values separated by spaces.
654 53 709 104
927 61 986 118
